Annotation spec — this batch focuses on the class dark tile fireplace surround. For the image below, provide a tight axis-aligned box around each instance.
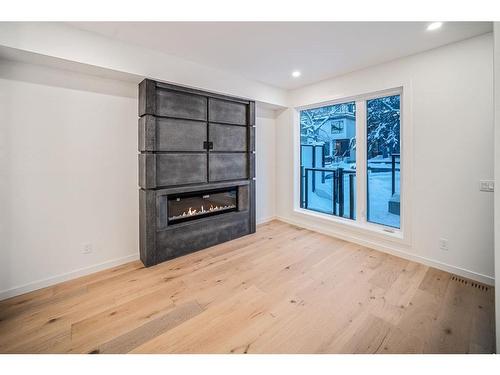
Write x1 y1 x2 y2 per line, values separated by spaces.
138 79 256 267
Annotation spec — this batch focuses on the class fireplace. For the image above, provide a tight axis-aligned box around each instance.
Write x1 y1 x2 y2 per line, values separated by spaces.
167 187 238 224
139 79 255 267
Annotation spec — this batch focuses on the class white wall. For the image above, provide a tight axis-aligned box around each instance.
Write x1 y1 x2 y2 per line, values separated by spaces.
0 61 139 299
0 60 277 299
493 22 500 352
277 33 495 284
255 106 277 223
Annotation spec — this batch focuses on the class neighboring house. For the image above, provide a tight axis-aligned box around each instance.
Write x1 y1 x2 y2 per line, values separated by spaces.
319 112 356 162
301 108 356 163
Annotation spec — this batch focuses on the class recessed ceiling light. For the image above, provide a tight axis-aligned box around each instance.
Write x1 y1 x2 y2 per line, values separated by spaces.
292 71 301 78
427 22 443 31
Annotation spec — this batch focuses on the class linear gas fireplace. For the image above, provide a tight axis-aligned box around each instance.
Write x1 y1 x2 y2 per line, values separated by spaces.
139 79 255 267
168 188 238 224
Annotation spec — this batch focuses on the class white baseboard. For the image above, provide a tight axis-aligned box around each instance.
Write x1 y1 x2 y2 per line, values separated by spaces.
0 253 139 301
276 215 494 286
257 215 277 225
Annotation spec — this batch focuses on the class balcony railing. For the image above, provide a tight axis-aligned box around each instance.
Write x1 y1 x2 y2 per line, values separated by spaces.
301 167 356 220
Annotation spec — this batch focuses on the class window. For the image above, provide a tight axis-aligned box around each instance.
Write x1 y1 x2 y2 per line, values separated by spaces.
299 90 402 231
300 102 357 220
331 120 344 134
366 94 401 228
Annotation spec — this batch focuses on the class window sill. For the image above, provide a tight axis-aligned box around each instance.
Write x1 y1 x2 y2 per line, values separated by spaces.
292 207 408 245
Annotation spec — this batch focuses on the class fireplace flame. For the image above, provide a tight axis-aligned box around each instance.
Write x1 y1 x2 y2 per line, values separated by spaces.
170 203 236 221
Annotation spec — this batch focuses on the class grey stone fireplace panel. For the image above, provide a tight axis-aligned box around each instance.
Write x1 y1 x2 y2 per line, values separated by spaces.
154 211 250 265
139 153 208 188
209 153 248 182
209 123 247 152
139 115 207 152
138 79 255 267
159 118 207 152
157 88 208 121
156 153 207 187
208 98 248 125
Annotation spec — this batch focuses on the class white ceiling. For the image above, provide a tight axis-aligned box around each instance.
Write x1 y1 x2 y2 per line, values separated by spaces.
68 22 492 90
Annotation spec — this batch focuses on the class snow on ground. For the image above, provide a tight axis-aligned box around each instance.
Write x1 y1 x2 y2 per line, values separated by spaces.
367 171 400 228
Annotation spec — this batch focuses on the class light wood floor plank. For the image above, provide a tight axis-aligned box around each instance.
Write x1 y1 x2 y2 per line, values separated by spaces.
0 220 494 354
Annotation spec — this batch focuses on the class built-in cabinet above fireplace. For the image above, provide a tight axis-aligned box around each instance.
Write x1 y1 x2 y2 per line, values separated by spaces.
138 79 256 267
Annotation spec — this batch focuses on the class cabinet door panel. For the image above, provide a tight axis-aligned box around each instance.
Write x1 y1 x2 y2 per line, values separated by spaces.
209 98 247 125
209 123 247 152
157 154 207 186
157 118 206 152
209 153 248 182
157 89 207 121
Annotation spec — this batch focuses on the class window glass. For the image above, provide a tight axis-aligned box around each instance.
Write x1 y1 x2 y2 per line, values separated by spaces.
366 94 401 228
300 102 356 220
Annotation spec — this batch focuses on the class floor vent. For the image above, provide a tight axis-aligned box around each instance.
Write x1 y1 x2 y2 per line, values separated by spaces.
451 275 488 292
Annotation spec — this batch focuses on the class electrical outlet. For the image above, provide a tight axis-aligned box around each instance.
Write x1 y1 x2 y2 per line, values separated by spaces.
439 238 449 251
82 243 93 254
479 180 494 192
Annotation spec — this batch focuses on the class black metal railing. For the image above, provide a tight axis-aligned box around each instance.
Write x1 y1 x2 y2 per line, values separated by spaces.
391 153 400 195
301 167 356 220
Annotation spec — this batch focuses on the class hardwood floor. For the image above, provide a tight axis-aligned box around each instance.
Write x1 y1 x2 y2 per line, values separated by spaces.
0 220 495 353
